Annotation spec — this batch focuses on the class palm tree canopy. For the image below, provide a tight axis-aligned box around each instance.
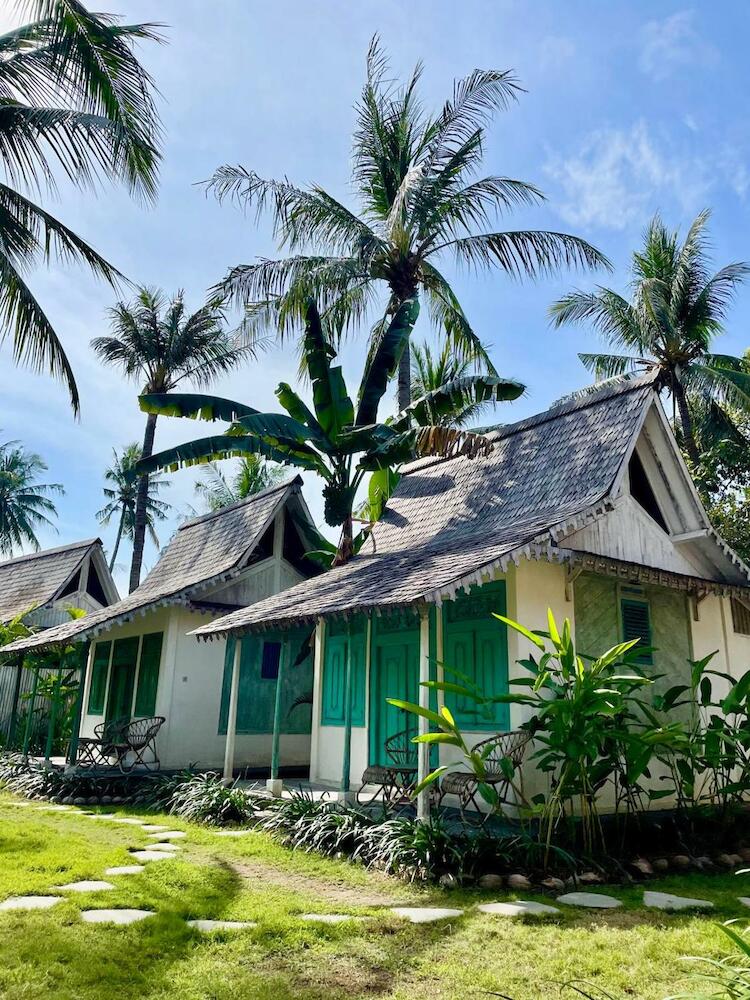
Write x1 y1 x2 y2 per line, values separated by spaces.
0 438 63 555
204 37 608 408
96 443 170 547
550 210 750 464
194 457 285 513
0 1 163 413
91 287 260 394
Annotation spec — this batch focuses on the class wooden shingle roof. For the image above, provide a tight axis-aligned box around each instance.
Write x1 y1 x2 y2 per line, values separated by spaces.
192 375 661 638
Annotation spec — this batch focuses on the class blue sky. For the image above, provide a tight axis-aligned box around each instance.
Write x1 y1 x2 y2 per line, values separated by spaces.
1 1 749 593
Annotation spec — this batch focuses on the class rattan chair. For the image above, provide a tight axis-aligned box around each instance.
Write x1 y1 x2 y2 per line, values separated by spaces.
437 729 531 817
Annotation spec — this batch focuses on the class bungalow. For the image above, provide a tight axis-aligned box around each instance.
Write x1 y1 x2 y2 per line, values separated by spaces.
0 539 118 746
2 479 322 774
189 374 750 811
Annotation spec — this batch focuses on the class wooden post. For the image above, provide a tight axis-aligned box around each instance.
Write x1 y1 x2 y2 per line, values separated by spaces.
7 655 24 748
66 642 91 770
267 638 287 797
45 661 64 764
222 638 242 783
340 621 354 798
417 606 431 823
22 665 39 759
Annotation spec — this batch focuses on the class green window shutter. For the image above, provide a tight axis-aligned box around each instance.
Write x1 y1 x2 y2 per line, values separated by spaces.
621 599 652 664
87 641 111 715
134 632 163 717
321 632 366 727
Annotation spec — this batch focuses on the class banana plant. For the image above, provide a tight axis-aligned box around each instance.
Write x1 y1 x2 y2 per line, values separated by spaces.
135 298 523 564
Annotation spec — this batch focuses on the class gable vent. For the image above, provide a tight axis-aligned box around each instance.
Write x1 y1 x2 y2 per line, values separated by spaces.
621 599 653 664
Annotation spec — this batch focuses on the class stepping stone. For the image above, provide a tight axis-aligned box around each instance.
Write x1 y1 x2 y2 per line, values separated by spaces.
390 907 464 924
643 891 713 912
105 866 145 876
739 897 750 908
81 909 154 925
130 850 177 862
0 895 63 911
187 919 256 932
557 892 622 909
478 900 560 917
140 824 168 832
143 841 181 852
54 880 114 893
300 913 358 924
148 831 186 840
215 830 250 837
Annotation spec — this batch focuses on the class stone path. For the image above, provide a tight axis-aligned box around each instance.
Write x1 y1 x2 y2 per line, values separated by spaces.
643 891 714 912
391 907 464 924
478 900 560 917
557 892 622 909
81 909 154 925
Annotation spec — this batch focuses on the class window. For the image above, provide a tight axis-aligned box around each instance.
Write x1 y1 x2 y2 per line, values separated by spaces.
621 598 652 664
731 598 750 636
260 641 281 680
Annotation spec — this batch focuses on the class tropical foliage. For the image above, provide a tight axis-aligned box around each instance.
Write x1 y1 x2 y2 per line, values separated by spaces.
193 456 285 513
550 211 750 467
95 444 171 571
135 298 523 564
0 439 63 555
206 37 607 410
92 287 258 591
0 0 163 413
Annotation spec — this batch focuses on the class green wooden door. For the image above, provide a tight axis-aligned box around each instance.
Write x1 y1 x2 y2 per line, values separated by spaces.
369 633 418 767
105 637 138 724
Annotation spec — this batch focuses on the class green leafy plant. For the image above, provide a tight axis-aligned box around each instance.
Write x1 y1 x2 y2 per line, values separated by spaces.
166 772 258 827
136 299 522 564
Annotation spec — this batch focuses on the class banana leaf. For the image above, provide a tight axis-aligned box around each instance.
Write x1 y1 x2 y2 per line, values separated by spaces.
139 392 258 422
390 375 524 431
303 300 354 438
134 434 329 477
355 296 419 426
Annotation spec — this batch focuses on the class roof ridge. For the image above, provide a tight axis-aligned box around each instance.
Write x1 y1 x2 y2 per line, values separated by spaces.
177 476 301 531
0 538 100 568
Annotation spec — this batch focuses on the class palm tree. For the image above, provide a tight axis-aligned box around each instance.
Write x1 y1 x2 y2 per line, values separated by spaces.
550 211 750 467
96 444 170 571
194 456 285 513
410 340 506 427
91 288 260 592
205 38 608 412
0 0 162 414
0 439 63 555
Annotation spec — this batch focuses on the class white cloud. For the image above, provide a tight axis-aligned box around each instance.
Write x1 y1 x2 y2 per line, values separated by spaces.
639 10 717 81
544 121 713 230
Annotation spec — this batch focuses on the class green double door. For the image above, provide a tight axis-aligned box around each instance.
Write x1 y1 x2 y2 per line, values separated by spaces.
105 636 138 725
369 632 419 767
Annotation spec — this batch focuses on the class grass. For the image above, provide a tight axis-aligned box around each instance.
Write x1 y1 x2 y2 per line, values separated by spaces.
0 794 747 1000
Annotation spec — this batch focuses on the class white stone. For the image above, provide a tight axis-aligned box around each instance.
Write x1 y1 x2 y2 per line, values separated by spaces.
390 907 464 924
478 900 560 917
556 892 622 909
81 908 154 925
129 850 177 862
300 913 359 924
0 895 63 911
187 919 256 932
148 831 186 840
140 825 168 832
643 891 714 911
105 866 145 876
54 880 114 893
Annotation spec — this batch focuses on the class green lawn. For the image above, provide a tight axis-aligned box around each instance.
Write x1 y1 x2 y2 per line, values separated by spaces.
0 794 746 1000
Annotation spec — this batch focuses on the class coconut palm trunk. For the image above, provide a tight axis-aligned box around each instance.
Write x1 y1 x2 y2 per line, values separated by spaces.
129 411 158 592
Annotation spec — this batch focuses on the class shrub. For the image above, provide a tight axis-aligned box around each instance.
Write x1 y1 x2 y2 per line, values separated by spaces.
166 772 258 826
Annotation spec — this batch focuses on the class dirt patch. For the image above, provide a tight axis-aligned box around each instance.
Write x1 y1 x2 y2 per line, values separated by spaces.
229 858 403 907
